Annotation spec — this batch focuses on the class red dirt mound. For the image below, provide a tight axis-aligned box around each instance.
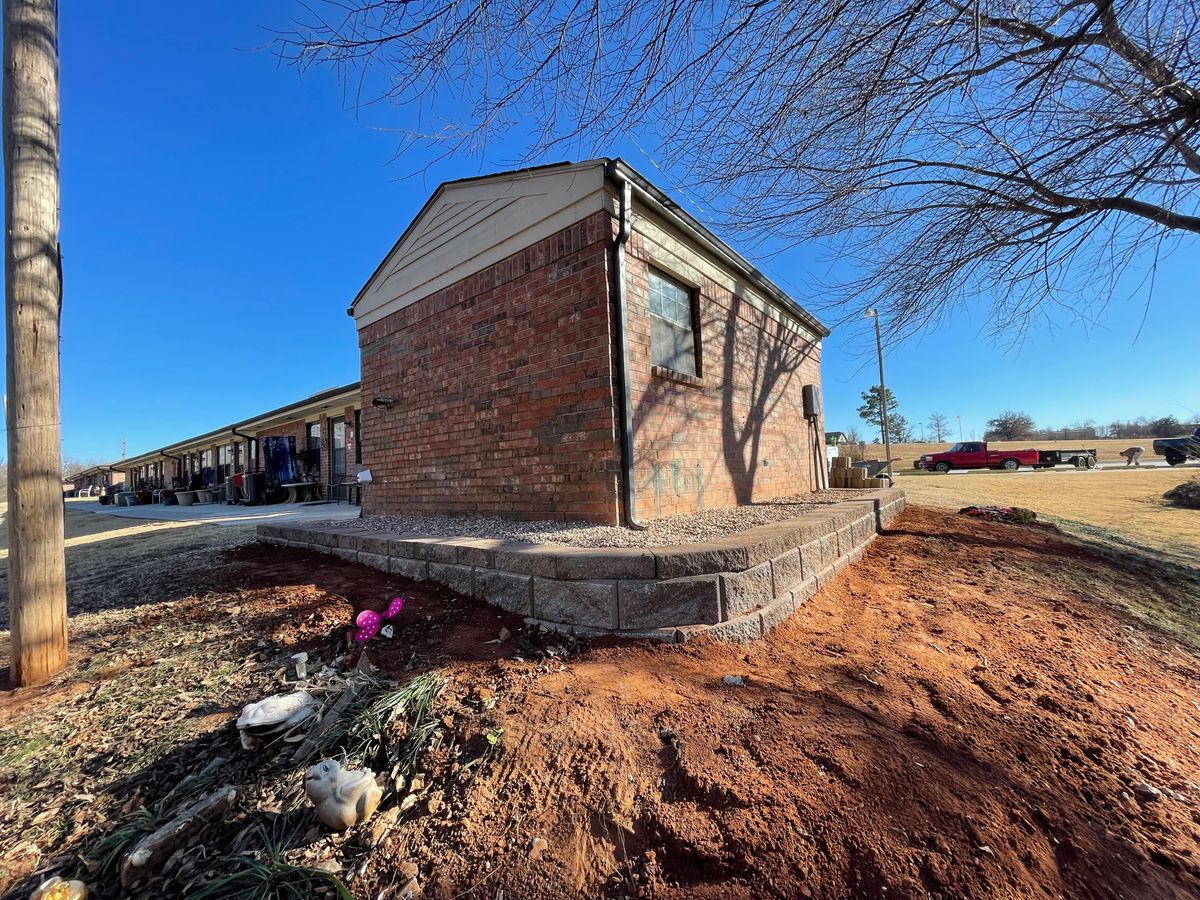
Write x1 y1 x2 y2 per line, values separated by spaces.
352 506 1200 899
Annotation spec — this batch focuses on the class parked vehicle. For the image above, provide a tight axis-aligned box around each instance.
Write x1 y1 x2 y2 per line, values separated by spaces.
916 441 1097 472
1153 427 1200 466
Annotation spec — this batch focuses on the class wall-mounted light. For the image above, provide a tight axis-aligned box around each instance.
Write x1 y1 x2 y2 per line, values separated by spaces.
371 397 395 409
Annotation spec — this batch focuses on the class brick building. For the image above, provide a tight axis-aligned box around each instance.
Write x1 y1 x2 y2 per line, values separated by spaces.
353 159 829 526
118 383 363 500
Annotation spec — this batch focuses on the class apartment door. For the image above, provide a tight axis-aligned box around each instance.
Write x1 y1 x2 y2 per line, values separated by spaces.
330 417 347 484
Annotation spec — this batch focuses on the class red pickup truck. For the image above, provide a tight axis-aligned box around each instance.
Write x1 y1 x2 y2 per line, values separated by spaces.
917 442 1099 472
916 442 1038 472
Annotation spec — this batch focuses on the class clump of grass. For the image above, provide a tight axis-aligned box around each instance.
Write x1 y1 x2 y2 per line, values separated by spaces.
309 671 444 792
187 821 352 900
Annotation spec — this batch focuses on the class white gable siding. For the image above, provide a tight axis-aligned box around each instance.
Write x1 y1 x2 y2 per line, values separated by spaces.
353 162 609 329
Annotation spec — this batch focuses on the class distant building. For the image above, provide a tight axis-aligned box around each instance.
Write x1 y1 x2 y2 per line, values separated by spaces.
117 383 363 499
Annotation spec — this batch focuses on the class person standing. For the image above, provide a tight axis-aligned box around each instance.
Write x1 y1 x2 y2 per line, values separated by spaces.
1120 446 1145 466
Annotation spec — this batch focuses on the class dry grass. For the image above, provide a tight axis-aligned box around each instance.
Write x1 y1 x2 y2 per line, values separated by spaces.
863 437 1176 465
0 500 257 633
898 467 1200 563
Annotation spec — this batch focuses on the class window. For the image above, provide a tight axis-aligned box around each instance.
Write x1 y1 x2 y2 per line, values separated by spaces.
217 444 233 481
649 269 699 377
331 418 347 480
354 409 362 465
306 422 321 477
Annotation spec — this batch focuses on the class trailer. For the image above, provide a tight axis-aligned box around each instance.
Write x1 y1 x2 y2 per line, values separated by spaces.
1031 448 1098 469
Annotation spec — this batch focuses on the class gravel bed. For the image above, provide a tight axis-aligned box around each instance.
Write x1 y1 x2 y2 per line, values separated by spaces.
322 490 875 548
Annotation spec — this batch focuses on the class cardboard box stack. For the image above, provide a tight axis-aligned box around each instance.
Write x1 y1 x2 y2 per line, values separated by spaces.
829 456 887 489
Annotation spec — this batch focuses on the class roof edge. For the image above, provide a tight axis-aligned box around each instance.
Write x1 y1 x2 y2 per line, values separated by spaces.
605 158 830 338
118 381 362 462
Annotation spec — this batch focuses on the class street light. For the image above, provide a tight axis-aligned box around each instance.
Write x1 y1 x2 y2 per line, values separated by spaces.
863 309 892 481
956 415 962 440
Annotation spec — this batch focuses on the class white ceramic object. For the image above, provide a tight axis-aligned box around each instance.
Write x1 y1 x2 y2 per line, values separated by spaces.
304 759 383 830
236 691 316 749
29 876 88 900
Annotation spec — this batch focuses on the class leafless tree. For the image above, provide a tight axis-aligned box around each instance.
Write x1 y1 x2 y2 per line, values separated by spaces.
927 413 951 442
61 455 105 478
282 0 1200 337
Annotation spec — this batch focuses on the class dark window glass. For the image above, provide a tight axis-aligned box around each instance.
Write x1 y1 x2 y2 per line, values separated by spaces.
354 409 362 465
332 418 347 479
649 269 699 376
306 422 321 476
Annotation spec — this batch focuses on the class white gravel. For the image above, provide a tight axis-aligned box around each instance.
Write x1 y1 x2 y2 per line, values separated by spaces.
323 490 873 548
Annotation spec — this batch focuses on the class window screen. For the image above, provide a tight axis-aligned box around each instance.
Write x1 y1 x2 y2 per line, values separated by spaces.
649 270 698 376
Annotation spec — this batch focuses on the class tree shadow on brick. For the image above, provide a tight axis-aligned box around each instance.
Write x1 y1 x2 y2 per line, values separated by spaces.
718 291 818 504
628 288 819 517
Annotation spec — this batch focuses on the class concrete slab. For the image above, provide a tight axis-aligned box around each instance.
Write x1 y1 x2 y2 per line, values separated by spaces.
78 499 361 528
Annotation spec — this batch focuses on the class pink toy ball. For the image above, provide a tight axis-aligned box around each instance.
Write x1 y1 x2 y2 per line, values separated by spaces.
351 598 408 643
353 609 382 643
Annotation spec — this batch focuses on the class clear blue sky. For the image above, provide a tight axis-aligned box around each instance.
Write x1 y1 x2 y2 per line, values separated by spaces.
35 3 1200 462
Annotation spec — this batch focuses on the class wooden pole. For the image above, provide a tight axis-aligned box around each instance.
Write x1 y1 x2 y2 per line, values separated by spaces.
4 0 67 686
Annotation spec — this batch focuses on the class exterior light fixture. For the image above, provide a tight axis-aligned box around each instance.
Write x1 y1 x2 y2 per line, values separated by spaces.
371 397 395 409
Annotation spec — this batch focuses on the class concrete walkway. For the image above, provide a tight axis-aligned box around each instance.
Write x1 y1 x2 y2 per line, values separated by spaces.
77 498 361 528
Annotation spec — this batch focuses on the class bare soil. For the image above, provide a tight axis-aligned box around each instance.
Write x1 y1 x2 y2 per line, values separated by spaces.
3 507 1200 899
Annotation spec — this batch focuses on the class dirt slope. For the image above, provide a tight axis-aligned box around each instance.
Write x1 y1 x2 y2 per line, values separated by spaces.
3 507 1199 899
370 507 1200 899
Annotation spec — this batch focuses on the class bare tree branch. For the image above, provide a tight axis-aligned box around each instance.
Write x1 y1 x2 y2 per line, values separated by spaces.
277 0 1200 337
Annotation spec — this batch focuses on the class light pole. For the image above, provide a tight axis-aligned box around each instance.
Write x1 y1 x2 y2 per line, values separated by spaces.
864 309 892 480
956 415 962 441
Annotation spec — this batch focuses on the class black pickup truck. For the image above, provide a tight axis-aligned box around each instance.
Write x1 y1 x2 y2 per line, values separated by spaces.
1153 427 1200 466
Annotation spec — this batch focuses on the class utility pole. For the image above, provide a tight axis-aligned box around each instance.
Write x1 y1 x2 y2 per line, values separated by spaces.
864 309 892 479
4 0 67 687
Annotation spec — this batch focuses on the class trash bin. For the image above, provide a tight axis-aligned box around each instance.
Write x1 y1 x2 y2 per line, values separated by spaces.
224 476 241 504
242 471 266 505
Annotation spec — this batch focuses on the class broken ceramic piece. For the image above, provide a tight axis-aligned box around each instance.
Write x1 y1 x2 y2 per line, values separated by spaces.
304 758 383 830
236 691 317 749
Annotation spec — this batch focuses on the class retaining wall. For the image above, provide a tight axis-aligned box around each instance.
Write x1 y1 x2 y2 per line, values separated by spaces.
256 488 905 643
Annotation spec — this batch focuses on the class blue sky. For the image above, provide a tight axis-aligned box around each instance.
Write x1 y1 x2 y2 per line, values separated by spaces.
40 3 1200 462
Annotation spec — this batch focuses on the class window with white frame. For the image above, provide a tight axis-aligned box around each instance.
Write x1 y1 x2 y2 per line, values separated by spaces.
218 444 233 481
649 269 699 377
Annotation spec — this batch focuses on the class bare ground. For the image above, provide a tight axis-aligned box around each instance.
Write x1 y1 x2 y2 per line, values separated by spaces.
2 507 1200 898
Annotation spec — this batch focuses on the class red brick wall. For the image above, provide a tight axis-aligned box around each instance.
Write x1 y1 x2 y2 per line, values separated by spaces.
624 230 825 520
358 211 621 522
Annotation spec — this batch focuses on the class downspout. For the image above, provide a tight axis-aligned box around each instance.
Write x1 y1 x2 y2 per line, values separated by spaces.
232 426 257 471
160 449 182 487
605 161 646 529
